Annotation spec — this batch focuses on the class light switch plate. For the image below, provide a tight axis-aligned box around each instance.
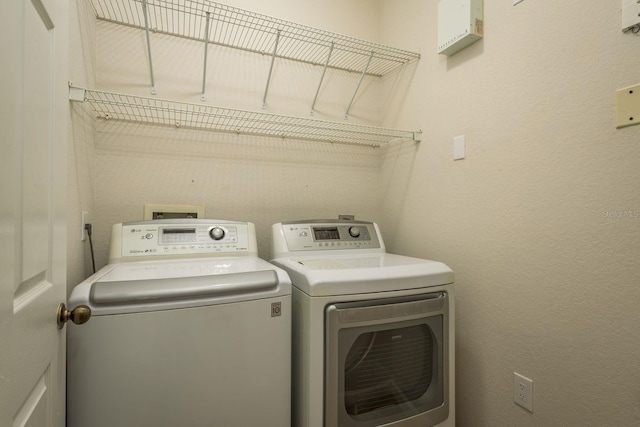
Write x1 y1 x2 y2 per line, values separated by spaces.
453 135 465 160
615 83 640 128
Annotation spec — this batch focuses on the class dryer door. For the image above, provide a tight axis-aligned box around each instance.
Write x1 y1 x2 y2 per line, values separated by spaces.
325 292 449 427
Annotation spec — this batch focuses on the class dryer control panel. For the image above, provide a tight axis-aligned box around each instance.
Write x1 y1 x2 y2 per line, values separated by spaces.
109 220 256 261
279 220 381 252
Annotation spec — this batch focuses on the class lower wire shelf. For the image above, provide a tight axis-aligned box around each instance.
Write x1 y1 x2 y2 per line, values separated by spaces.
69 87 421 147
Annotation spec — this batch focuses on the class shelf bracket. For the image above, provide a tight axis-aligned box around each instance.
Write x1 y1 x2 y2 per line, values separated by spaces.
68 85 86 102
310 42 334 115
201 12 212 101
345 50 373 119
262 30 281 109
142 0 156 95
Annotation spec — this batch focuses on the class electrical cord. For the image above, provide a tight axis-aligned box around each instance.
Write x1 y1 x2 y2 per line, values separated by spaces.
85 223 96 274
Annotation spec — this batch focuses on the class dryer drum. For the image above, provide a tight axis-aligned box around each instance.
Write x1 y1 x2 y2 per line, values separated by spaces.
343 325 434 416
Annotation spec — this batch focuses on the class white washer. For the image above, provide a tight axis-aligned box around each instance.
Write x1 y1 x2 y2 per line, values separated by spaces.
67 219 291 427
271 220 455 427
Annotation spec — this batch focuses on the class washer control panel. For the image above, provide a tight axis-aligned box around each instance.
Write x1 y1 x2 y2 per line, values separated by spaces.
281 221 381 251
118 221 249 257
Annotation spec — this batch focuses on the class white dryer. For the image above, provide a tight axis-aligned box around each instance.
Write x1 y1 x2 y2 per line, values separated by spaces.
271 219 455 427
67 219 291 427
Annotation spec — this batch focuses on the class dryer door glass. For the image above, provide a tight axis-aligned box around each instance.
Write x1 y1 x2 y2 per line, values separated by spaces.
325 292 449 427
344 324 433 416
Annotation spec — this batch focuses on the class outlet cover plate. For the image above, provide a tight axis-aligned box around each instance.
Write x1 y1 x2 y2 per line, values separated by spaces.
514 372 533 412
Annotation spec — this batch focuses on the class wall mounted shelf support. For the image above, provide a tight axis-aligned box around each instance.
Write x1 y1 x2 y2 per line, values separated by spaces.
311 42 334 115
201 11 212 101
345 51 374 120
141 0 156 95
262 30 281 109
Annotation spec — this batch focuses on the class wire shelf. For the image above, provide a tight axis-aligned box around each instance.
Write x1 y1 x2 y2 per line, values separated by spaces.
89 0 420 76
75 88 420 147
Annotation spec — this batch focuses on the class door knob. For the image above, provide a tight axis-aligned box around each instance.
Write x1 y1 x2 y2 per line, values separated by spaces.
57 303 91 329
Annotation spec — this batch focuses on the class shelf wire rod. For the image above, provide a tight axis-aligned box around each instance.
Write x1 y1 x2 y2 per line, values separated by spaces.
262 30 281 109
287 27 319 63
246 14 270 54
345 50 374 119
200 11 211 101
142 0 157 95
216 7 230 46
113 0 127 27
310 42 334 115
222 8 239 47
235 11 255 50
131 0 143 33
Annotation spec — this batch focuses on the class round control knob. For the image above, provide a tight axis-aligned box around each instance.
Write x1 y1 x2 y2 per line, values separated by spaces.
348 226 361 238
209 227 225 240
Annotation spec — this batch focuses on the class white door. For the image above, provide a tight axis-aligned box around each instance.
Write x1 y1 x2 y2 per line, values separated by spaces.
0 0 68 425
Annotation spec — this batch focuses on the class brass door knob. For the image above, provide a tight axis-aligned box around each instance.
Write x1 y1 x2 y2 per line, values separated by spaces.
57 303 91 329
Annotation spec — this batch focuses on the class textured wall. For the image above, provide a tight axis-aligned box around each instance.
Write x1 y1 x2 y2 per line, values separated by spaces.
379 0 640 425
67 0 97 291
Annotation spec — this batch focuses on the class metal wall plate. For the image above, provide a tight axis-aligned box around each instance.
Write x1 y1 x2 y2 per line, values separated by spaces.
616 83 640 129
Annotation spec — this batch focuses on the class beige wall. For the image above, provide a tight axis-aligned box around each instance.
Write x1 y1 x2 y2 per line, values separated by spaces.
380 0 640 425
68 0 640 425
67 0 97 291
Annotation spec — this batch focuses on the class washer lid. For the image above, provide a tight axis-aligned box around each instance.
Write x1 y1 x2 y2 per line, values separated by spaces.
69 257 291 315
271 253 453 297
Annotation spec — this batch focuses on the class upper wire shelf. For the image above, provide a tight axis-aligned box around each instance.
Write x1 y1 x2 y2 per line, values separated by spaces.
70 87 421 147
89 0 420 76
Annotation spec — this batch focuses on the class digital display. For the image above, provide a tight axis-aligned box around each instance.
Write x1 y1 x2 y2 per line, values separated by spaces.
162 228 196 234
313 227 340 240
161 228 197 244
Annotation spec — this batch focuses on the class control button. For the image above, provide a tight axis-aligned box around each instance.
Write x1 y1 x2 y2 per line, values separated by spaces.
209 227 225 240
349 227 361 238
145 233 153 239
300 231 308 237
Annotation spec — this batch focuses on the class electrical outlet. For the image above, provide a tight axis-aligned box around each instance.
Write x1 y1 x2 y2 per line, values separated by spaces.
513 372 533 412
81 211 90 241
